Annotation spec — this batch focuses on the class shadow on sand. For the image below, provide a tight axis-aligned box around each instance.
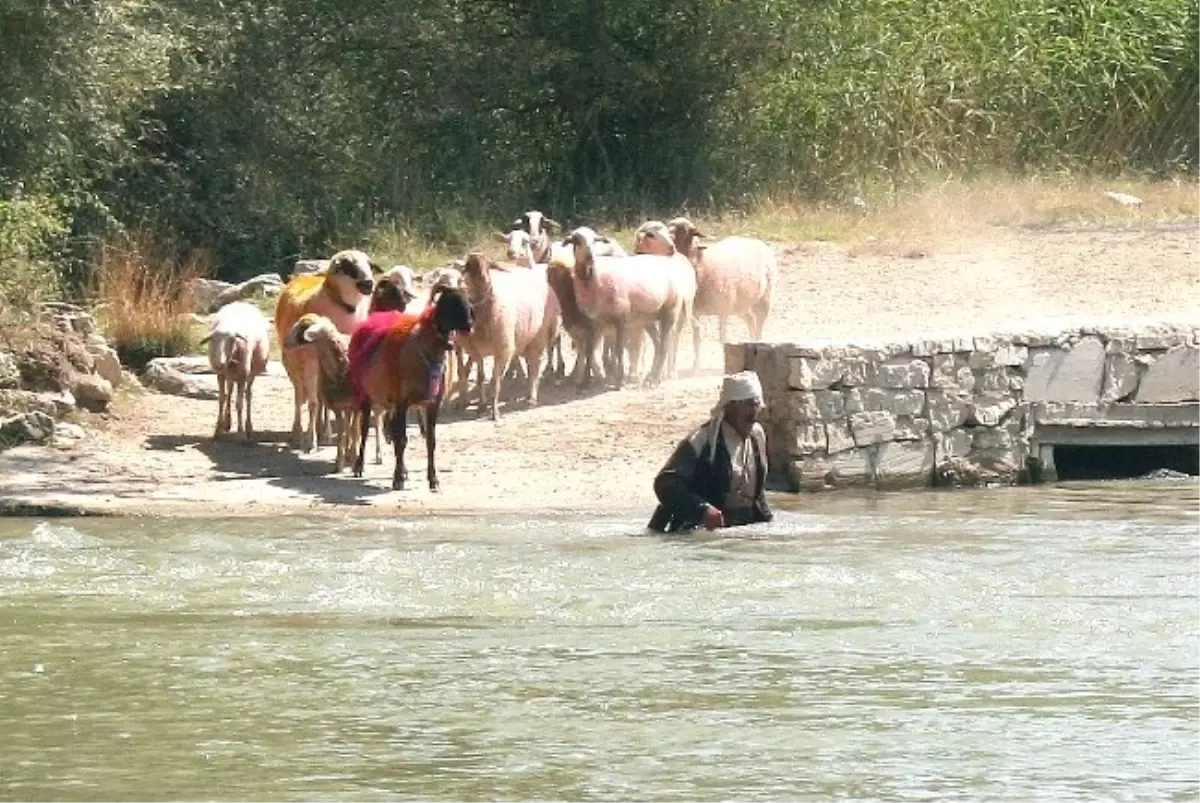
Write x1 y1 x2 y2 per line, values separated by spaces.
144 431 392 507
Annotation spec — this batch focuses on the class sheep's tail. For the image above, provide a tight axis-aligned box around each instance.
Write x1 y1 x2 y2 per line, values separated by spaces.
210 332 249 373
198 334 213 346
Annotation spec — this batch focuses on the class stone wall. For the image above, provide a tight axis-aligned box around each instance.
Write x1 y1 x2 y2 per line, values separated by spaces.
725 316 1200 491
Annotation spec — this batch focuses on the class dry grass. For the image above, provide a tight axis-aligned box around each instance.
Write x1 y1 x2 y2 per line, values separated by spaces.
90 232 214 370
705 173 1200 258
358 174 1196 270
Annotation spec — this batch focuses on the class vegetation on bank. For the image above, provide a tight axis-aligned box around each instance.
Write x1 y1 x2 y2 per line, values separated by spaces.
0 0 1196 360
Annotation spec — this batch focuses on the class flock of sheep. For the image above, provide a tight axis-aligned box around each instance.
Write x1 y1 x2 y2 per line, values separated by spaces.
202 211 778 491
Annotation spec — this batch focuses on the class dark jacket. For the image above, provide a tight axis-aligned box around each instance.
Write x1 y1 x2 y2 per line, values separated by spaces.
647 420 773 533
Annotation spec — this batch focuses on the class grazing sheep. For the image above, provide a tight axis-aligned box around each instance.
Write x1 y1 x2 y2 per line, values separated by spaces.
202 301 271 440
667 217 777 373
348 287 474 491
283 314 360 472
275 249 376 451
456 252 562 420
563 227 687 388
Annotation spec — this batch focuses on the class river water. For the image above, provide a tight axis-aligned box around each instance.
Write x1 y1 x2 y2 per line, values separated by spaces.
1 481 1196 802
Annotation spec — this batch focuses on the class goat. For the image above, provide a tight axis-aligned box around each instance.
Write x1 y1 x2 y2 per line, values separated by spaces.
202 301 271 440
564 227 685 388
456 251 562 420
275 249 376 451
667 217 777 373
349 287 474 491
283 313 360 472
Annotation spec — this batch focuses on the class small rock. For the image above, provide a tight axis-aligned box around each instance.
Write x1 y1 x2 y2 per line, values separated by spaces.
54 421 87 442
72 374 114 412
141 361 217 399
0 410 55 445
88 345 123 388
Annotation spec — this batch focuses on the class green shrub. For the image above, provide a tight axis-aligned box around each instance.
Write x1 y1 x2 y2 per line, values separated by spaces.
0 195 68 323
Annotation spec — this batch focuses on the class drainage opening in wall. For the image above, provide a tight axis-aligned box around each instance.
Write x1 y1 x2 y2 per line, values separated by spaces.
1052 444 1200 481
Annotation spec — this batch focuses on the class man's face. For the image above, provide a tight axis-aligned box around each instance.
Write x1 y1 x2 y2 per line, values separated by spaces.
724 398 762 436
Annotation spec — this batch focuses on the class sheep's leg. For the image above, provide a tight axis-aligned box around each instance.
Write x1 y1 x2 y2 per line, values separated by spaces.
613 323 628 389
577 329 598 391
391 401 409 490
691 319 703 376
304 398 320 452
718 316 729 346
333 411 346 472
244 376 256 440
234 379 245 435
373 409 383 464
317 403 335 448
750 298 769 339
489 352 511 421
646 311 673 387
353 402 371 478
475 357 487 412
289 383 304 447
346 411 361 471
424 403 440 492
525 344 543 407
214 375 227 439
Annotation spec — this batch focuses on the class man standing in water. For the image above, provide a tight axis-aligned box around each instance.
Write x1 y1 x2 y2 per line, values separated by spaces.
647 370 774 532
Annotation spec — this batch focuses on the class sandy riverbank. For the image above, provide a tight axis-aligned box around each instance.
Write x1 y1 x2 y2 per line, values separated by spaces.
1 220 1196 518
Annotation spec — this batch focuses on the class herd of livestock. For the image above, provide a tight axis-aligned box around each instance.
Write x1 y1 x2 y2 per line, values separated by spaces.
202 211 778 492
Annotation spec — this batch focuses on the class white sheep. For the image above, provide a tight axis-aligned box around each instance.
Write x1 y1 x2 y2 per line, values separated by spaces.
508 210 561 264
632 219 697 379
202 301 271 440
563 226 685 388
667 217 777 374
457 251 562 420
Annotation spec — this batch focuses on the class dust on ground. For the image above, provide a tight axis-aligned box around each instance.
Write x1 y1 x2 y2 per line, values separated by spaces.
1 221 1197 518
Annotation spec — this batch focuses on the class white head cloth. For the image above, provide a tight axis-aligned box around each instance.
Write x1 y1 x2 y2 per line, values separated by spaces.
707 370 764 445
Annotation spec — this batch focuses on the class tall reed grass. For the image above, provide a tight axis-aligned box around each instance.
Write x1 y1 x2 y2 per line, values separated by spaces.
90 232 212 370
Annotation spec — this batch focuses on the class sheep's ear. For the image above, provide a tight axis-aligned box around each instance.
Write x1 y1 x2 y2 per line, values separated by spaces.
596 236 611 244
491 231 509 244
544 217 561 231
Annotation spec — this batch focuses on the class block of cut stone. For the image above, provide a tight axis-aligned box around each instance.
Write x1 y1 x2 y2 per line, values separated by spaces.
1135 346 1199 403
788 356 846 390
970 395 1017 427
874 440 935 488
850 410 895 446
934 428 973 459
793 421 827 456
1025 337 1105 403
931 353 975 392
790 447 875 491
876 358 931 389
825 420 856 454
893 416 930 440
927 390 971 432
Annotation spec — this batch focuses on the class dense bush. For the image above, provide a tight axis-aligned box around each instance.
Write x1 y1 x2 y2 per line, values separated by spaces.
0 0 1195 286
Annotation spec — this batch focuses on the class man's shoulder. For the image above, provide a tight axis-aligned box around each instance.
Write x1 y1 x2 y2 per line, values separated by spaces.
686 421 715 453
